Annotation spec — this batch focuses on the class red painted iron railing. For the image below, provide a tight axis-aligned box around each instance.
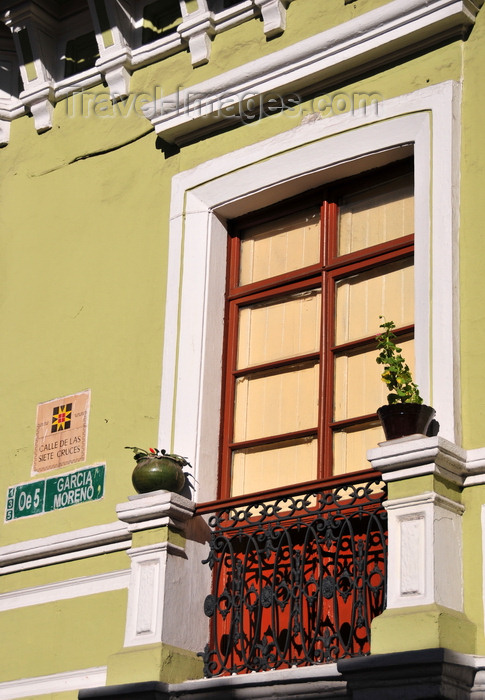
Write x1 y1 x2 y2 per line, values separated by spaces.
196 471 387 676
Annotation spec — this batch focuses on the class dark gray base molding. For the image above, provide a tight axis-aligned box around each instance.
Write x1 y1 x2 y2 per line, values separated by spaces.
338 648 485 699
79 649 485 700
79 681 170 700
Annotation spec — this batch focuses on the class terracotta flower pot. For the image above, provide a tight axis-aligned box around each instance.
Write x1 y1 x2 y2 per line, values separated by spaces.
132 455 186 494
377 403 436 441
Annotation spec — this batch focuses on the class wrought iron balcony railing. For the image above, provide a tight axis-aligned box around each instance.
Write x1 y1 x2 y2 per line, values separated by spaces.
197 471 387 677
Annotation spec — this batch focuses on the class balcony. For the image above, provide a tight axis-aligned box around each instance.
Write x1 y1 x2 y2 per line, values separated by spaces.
196 470 387 677
77 437 485 699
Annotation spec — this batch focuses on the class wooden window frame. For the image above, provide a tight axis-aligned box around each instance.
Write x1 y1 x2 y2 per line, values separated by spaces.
219 160 414 499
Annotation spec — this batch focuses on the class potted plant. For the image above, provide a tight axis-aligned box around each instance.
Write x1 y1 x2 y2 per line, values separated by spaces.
375 319 435 440
125 446 192 494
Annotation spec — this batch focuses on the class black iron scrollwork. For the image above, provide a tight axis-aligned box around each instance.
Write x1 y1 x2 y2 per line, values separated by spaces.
200 476 387 677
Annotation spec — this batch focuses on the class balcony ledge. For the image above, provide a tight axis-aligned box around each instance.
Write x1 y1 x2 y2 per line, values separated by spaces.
79 650 485 699
367 434 485 486
80 663 347 699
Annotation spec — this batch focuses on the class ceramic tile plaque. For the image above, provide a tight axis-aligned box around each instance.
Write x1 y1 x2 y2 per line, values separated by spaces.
33 390 91 473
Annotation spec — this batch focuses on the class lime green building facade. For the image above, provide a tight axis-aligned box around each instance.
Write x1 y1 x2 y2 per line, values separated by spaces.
1 0 485 698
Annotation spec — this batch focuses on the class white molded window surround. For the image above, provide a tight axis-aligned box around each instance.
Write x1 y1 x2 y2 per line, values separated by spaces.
159 81 461 504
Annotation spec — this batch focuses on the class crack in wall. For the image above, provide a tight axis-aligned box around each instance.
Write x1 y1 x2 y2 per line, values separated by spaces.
30 127 154 176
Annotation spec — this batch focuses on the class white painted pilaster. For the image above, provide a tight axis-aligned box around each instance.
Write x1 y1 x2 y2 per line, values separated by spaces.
116 491 210 653
123 539 185 647
368 436 468 614
385 492 464 610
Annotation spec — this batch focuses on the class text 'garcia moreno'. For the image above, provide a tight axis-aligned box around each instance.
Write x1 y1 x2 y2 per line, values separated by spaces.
5 464 105 521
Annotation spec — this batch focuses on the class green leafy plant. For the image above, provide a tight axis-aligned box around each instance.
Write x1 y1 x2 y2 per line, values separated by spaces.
376 318 422 404
125 446 192 467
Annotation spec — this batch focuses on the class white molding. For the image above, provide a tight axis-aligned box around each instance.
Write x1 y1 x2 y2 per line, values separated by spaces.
0 0 479 139
0 666 107 700
116 490 196 532
385 491 464 610
254 0 289 37
482 504 485 634
385 491 465 516
170 661 343 693
213 1 255 32
0 100 24 121
178 11 215 67
159 81 460 502
53 69 101 99
117 491 211 653
0 569 130 612
0 521 130 574
0 0 295 135
123 540 186 647
367 434 485 486
0 119 10 144
143 0 478 144
367 435 467 482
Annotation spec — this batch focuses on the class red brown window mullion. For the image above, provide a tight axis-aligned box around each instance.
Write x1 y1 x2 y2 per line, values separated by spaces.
319 199 338 479
227 231 241 293
219 292 240 499
321 263 338 478
219 229 248 499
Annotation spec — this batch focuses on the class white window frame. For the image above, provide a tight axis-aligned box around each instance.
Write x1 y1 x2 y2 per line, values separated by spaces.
160 81 461 503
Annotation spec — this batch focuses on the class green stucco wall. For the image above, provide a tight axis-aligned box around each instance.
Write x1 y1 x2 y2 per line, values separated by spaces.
460 11 485 449
0 590 127 680
462 484 485 654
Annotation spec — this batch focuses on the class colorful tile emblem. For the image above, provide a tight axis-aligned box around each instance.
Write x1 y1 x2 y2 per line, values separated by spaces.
51 403 72 432
33 391 90 473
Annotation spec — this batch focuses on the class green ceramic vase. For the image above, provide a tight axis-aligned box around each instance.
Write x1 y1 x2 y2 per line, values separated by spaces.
132 455 186 494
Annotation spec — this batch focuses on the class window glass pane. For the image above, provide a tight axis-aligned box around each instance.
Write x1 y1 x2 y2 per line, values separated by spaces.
237 289 321 369
335 259 414 345
338 174 414 255
333 424 384 474
63 32 99 77
231 438 318 496
233 362 319 442
239 208 320 285
142 0 182 44
333 338 415 421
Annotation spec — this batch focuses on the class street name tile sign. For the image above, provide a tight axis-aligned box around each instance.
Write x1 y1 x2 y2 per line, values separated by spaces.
33 390 91 474
5 464 105 521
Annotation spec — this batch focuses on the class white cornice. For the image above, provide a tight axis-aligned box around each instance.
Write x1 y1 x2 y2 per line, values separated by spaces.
0 569 130 611
385 490 466 515
0 496 197 573
0 520 130 574
143 0 481 144
116 490 195 532
367 435 485 486
0 667 106 700
0 0 295 143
